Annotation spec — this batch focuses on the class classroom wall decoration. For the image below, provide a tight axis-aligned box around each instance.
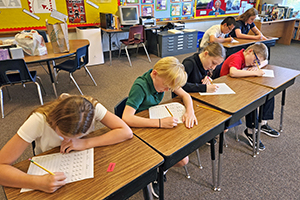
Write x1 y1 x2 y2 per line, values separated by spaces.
171 4 180 16
156 0 167 11
194 0 240 18
142 4 154 16
66 0 86 23
27 0 56 13
0 0 22 8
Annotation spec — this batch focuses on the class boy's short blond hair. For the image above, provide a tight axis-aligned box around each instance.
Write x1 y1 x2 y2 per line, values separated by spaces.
245 43 268 61
153 56 187 91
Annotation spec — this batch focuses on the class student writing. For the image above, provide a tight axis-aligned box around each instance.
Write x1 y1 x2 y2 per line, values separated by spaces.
0 93 133 193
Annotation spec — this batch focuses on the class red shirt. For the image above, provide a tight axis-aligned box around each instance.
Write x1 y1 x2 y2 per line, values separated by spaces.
220 49 246 76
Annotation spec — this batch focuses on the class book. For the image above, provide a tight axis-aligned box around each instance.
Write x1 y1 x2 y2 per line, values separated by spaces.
168 29 183 34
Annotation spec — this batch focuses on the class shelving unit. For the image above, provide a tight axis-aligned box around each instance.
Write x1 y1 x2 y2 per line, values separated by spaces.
293 19 300 41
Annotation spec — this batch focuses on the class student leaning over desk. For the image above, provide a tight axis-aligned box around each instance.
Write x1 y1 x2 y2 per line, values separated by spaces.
0 93 133 193
122 56 197 198
220 43 280 151
229 7 267 40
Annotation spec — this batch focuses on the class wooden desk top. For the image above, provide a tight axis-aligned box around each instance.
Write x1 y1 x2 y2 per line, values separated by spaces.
190 76 272 114
240 65 300 89
24 39 89 64
132 97 231 157
3 131 163 200
222 37 278 48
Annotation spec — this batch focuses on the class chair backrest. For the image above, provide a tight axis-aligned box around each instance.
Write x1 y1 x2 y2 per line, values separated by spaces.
114 97 128 118
0 59 34 86
75 44 90 69
128 25 145 44
37 30 49 43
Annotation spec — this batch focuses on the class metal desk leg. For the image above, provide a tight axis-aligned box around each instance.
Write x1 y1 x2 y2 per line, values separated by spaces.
108 32 112 66
252 110 257 157
210 138 217 191
46 61 58 98
257 105 263 155
158 166 164 200
216 132 224 191
280 90 286 132
143 185 153 200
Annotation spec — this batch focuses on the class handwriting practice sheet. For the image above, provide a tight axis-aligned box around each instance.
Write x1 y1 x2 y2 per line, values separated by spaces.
21 148 94 193
199 83 236 95
149 102 186 123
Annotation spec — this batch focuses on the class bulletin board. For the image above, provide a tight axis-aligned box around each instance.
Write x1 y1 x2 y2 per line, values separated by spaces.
0 0 119 32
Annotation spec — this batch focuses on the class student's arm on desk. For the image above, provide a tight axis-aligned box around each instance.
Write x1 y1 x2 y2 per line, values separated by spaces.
229 66 264 77
61 111 133 153
122 105 178 128
210 35 233 43
0 134 66 193
234 28 265 40
174 88 198 128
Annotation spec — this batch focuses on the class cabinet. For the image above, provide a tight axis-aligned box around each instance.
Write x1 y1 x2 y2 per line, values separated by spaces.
292 19 300 41
146 30 198 57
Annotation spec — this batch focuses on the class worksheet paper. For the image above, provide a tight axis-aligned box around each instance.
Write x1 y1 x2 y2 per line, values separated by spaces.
199 83 235 95
149 102 186 123
21 148 94 193
262 69 274 77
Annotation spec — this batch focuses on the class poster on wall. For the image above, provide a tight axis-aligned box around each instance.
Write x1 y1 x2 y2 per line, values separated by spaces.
142 4 154 16
0 0 22 8
66 0 86 23
171 4 181 16
194 0 240 18
182 2 192 15
156 0 167 11
27 0 56 13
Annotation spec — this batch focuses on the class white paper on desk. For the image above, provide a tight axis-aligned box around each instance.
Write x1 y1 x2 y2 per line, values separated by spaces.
21 148 94 193
231 39 239 43
262 69 274 77
199 83 235 95
149 102 186 123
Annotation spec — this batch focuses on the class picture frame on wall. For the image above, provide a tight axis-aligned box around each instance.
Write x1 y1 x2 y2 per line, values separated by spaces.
126 0 139 4
142 0 154 3
156 0 167 11
170 3 181 16
182 2 192 15
170 0 181 3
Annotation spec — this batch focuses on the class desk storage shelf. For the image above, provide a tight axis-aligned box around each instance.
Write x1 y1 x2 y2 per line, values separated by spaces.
146 30 198 57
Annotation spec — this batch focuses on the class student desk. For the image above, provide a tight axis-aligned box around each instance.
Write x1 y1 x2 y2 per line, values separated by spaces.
3 130 163 200
132 97 231 199
24 39 90 98
222 37 278 60
189 76 273 157
240 65 300 132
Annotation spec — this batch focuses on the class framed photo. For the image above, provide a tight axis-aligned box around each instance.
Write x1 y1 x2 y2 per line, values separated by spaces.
156 0 167 11
182 2 192 15
170 0 180 2
170 3 181 16
126 0 139 4
142 4 154 16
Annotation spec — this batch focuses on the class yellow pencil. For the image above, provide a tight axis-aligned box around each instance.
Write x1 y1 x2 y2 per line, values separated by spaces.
206 76 213 84
197 105 222 113
29 158 55 175
165 106 173 117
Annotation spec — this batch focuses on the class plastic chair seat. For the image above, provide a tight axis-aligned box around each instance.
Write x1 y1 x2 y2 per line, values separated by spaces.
55 60 78 73
4 71 37 84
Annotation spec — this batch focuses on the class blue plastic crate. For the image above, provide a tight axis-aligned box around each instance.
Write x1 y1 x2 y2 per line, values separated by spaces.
197 31 204 48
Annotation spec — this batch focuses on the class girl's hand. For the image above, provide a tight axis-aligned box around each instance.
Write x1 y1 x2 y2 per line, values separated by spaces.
38 172 66 193
206 84 219 93
60 138 87 153
160 117 178 128
201 76 213 85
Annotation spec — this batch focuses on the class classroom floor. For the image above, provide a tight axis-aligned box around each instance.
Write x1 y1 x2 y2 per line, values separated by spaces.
1 41 300 200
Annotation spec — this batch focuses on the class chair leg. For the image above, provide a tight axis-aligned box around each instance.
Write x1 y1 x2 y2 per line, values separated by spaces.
83 66 97 86
34 82 44 105
124 46 132 67
136 44 139 54
0 87 4 118
36 76 47 96
69 73 83 95
5 87 11 100
196 149 203 169
119 43 122 58
183 165 190 179
234 126 239 141
142 43 151 63
53 68 59 83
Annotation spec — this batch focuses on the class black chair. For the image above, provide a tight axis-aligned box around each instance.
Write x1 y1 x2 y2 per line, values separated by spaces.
114 97 195 178
53 44 97 95
0 59 44 118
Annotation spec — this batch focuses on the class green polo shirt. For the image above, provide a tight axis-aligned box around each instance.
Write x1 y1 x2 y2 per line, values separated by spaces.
126 69 164 113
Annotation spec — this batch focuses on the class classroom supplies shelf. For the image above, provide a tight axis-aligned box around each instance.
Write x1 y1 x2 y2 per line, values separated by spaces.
146 30 198 58
292 19 300 41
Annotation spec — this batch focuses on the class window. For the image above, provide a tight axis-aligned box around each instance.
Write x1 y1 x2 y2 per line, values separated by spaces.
283 0 300 12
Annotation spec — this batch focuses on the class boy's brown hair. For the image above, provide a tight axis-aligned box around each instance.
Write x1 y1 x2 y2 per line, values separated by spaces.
245 42 268 61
